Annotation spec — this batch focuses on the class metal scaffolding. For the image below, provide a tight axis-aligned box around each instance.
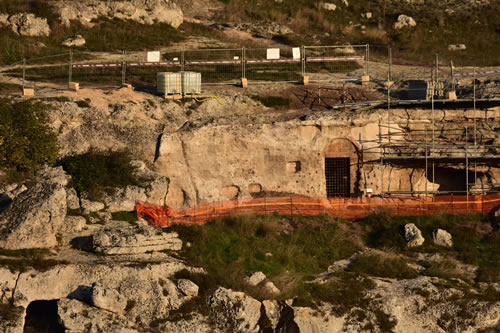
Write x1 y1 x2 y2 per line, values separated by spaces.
359 74 500 197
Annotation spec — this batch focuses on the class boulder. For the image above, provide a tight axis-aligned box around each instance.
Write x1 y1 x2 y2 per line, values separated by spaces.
209 287 261 333
448 44 467 51
246 271 266 286
81 199 105 214
177 279 199 297
404 223 425 247
362 12 373 19
62 35 86 47
4 13 50 36
394 14 417 29
262 300 281 329
51 0 184 28
66 187 80 210
0 168 68 249
58 298 137 332
321 3 337 11
61 215 87 233
264 281 280 295
92 225 182 255
91 285 127 314
433 229 453 247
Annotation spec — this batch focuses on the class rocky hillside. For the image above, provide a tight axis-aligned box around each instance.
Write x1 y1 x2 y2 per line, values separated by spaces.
0 166 499 332
0 90 499 332
0 0 498 65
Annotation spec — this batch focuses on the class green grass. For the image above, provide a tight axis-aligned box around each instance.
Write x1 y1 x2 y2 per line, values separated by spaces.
362 212 500 283
111 211 138 224
170 214 360 300
348 253 418 280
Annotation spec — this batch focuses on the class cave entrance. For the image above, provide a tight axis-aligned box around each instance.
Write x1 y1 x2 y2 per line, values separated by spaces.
325 157 350 197
23 300 64 333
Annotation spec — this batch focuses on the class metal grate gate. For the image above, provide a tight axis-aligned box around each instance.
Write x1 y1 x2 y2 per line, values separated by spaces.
325 158 350 197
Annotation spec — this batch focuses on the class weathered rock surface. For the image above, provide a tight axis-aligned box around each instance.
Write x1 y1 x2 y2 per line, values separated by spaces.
245 271 266 286
58 298 137 333
448 44 467 51
264 281 280 295
209 287 261 333
103 162 170 212
62 34 86 47
51 0 183 28
91 284 127 314
0 12 50 36
394 14 416 29
321 3 337 11
66 187 80 210
92 225 182 255
81 199 105 214
0 167 69 249
177 279 199 297
404 223 425 247
433 228 453 247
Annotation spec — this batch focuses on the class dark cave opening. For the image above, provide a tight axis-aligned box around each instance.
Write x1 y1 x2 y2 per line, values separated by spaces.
23 300 65 333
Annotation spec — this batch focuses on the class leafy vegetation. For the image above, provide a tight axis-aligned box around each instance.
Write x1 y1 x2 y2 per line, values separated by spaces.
0 99 58 179
58 150 139 200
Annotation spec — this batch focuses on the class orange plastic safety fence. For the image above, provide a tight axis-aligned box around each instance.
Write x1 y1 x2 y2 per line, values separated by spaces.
135 194 500 228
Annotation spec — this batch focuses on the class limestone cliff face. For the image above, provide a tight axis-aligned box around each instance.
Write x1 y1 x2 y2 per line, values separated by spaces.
41 91 500 208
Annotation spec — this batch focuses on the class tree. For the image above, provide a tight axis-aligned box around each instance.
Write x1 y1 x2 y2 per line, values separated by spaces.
0 99 58 173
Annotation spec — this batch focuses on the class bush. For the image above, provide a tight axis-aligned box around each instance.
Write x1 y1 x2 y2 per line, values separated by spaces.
58 150 139 200
0 99 58 175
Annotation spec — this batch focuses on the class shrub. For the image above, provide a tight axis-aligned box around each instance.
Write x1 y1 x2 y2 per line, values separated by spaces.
0 99 58 175
58 150 139 200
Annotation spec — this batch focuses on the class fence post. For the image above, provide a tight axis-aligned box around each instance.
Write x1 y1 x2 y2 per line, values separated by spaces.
181 49 185 72
365 44 369 76
22 58 26 91
68 50 72 85
301 45 305 77
388 46 392 82
121 50 126 86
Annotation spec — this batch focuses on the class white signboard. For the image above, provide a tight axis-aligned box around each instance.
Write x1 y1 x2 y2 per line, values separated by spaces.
147 51 161 63
266 48 280 60
292 47 301 60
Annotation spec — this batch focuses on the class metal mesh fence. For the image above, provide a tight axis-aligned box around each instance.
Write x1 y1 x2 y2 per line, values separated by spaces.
184 48 243 84
1 45 499 101
245 47 302 82
304 45 367 82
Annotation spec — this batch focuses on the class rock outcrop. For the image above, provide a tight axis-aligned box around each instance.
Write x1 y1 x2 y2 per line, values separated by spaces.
209 287 261 333
51 0 184 28
0 167 69 249
394 14 416 29
0 13 51 36
177 279 199 297
432 228 453 247
91 285 127 314
92 225 182 255
404 223 425 247
62 35 86 47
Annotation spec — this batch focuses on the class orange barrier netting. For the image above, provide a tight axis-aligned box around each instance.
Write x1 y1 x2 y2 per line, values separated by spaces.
136 193 500 228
